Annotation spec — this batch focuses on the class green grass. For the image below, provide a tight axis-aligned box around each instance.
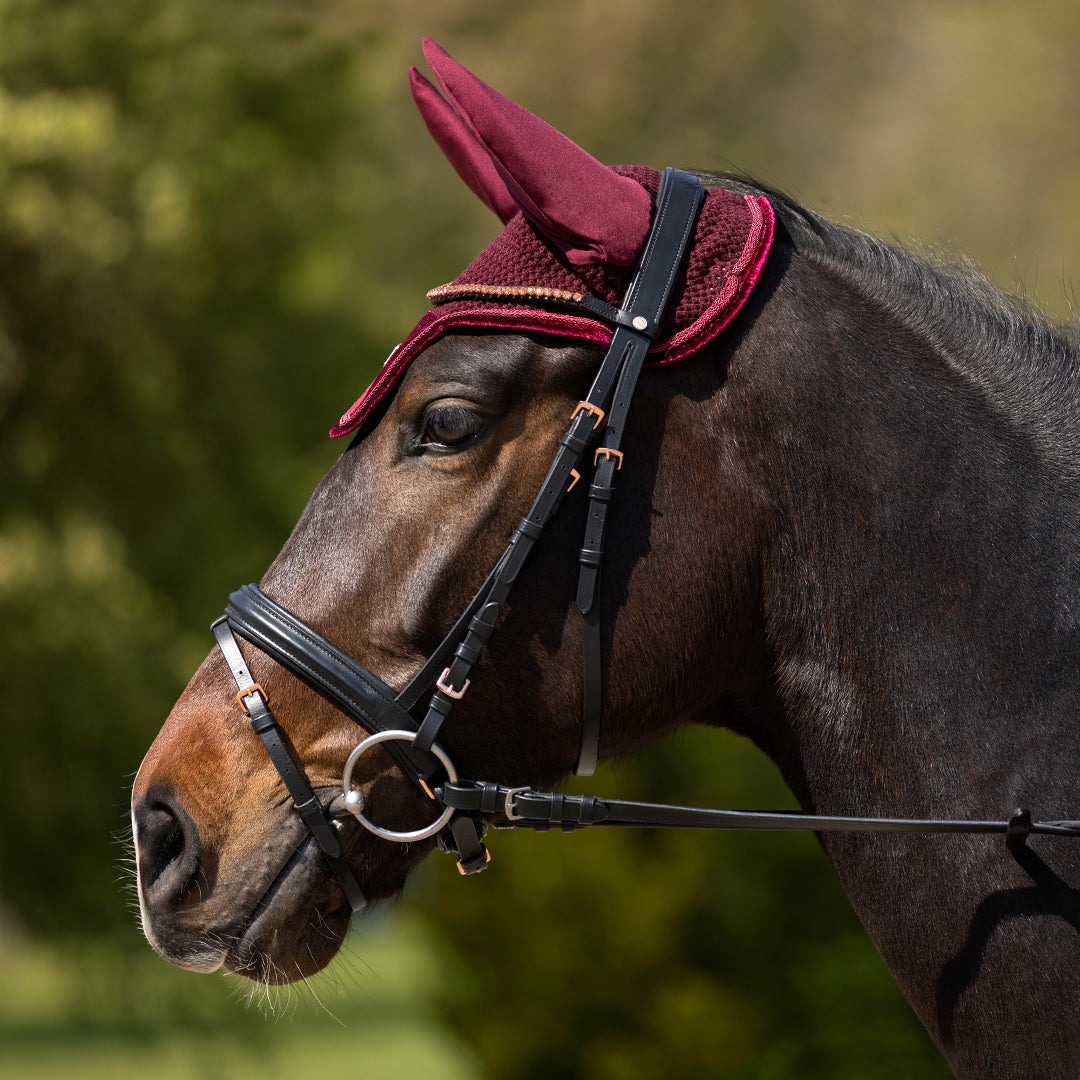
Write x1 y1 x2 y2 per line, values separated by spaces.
0 911 480 1080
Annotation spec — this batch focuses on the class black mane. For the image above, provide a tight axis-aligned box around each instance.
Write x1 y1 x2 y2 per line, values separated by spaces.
706 172 1080 480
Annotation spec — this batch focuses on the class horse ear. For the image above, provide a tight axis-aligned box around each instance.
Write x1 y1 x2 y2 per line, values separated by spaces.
410 68 520 224
417 38 652 266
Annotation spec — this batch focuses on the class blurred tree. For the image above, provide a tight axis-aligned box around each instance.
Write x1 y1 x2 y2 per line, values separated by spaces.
412 728 946 1078
0 0 397 930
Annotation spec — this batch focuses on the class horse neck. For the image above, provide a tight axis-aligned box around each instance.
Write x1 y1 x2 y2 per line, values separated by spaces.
706 239 1080 1079
728 248 1080 823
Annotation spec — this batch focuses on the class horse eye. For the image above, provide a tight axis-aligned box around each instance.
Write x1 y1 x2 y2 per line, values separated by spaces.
421 405 485 448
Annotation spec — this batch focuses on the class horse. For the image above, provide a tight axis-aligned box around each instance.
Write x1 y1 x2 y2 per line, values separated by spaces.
131 40 1080 1078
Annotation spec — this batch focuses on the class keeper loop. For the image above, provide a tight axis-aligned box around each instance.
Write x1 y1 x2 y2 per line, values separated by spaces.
1006 807 1032 852
516 518 544 542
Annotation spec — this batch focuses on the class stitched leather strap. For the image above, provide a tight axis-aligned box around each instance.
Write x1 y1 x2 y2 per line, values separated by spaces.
225 585 440 785
575 169 706 775
411 170 706 773
439 782 1067 849
211 618 367 911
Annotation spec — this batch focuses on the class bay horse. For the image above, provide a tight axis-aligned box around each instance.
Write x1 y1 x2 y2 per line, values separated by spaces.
132 40 1080 1078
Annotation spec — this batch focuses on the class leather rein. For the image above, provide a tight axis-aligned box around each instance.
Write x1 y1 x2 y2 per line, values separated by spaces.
211 169 1080 913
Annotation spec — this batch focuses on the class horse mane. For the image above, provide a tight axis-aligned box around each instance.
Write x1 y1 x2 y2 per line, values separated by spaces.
704 172 1080 481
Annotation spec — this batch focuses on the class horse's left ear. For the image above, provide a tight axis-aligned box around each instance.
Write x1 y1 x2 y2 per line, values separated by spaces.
410 67 520 224
414 38 653 266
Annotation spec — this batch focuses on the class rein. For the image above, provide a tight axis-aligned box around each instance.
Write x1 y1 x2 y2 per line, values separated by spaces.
437 782 1080 849
210 168 1080 913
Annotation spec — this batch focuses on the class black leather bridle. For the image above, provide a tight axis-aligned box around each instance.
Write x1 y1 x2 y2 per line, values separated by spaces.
211 169 1080 913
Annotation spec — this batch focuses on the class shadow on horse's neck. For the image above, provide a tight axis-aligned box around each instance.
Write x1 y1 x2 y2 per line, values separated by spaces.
935 845 1080 1049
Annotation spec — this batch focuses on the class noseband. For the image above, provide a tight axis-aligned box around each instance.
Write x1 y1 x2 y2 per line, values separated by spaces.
212 169 1080 913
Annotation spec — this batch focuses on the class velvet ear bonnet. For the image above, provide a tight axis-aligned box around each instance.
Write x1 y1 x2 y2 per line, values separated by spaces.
331 39 773 438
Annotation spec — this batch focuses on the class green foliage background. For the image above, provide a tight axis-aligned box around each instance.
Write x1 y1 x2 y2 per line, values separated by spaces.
2 1 1078 1076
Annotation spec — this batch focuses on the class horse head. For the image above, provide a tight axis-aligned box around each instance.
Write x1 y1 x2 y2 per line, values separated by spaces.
131 39 775 983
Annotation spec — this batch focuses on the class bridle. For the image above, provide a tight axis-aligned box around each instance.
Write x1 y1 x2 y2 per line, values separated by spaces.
211 168 1080 913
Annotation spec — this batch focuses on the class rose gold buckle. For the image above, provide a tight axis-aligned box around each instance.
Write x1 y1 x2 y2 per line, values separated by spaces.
594 447 624 469
236 684 267 714
567 468 581 492
571 401 605 430
437 667 470 700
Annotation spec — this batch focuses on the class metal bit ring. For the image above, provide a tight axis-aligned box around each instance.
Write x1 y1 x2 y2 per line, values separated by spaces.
336 729 457 843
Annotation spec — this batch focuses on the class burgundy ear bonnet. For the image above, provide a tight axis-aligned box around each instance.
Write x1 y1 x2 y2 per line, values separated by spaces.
331 39 774 438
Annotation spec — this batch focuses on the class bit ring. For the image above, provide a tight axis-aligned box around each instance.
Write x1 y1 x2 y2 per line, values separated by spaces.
337 729 457 842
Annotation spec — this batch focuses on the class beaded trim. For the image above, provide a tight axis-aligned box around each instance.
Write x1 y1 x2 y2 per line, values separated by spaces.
427 282 585 305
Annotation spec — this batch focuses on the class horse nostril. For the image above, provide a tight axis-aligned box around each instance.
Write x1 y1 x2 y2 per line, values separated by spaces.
134 787 202 905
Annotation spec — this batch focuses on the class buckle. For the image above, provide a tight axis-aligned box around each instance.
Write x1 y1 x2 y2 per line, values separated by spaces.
437 666 470 700
236 684 267 714
571 401 605 430
594 447 624 469
502 786 530 821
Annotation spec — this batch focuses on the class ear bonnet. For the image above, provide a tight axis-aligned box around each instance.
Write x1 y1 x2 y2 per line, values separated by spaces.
331 38 774 438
